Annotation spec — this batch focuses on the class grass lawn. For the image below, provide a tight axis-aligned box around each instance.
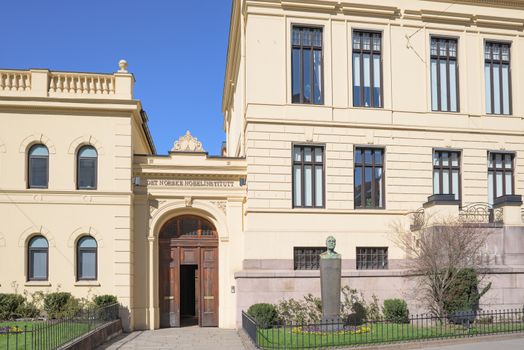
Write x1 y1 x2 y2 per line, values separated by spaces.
0 320 95 350
256 321 524 349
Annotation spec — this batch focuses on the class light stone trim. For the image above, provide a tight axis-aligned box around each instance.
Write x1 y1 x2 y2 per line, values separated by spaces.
67 135 105 155
48 72 115 95
67 226 104 248
0 232 5 247
149 199 229 240
0 138 6 153
18 226 55 247
0 70 31 92
19 133 56 154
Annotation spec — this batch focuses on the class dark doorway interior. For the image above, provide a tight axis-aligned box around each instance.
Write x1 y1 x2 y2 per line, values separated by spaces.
180 264 199 327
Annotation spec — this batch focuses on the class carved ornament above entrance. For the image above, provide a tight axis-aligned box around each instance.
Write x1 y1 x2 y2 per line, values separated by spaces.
171 131 205 153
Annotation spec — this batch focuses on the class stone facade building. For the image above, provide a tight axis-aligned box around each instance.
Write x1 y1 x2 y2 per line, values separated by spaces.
1 0 524 331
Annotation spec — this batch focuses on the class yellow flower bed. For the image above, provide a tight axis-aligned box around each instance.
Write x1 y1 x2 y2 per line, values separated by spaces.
291 325 371 335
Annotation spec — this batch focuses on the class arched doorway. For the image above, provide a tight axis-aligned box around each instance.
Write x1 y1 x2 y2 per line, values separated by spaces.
158 215 218 327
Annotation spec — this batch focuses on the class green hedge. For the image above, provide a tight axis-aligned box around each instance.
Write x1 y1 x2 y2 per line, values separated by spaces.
383 299 410 324
247 303 278 327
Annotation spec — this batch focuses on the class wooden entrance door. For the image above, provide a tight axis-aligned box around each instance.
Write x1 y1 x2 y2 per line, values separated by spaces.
158 215 219 328
200 247 218 326
159 245 180 328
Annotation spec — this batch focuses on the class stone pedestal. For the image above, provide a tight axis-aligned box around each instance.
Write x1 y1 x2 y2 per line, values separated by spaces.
320 257 341 323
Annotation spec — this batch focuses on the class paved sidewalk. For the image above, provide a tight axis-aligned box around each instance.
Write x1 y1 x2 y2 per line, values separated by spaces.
98 327 247 350
413 336 524 350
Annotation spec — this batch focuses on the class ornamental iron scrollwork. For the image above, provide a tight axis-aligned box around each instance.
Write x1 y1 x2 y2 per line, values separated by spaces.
459 203 495 224
410 207 425 231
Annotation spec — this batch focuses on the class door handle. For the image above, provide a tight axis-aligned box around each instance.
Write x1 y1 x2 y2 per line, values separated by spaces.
164 296 175 300
203 296 214 300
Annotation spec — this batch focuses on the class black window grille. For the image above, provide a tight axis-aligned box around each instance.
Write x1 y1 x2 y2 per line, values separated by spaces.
294 247 326 270
433 150 461 201
77 236 97 281
28 144 49 189
28 236 49 281
292 26 323 104
488 152 514 205
77 146 97 190
485 41 512 115
430 37 459 112
352 30 383 108
293 145 325 208
356 247 388 270
354 147 384 209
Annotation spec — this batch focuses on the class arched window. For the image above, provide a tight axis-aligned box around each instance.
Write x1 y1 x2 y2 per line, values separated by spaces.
77 236 97 280
160 215 217 239
77 146 97 190
28 144 49 188
28 236 48 281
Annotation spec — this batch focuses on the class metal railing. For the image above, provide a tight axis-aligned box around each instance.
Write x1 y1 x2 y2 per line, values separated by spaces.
0 303 119 350
242 308 524 349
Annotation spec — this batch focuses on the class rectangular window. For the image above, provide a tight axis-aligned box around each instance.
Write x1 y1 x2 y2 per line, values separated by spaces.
356 247 388 270
430 37 459 112
292 26 323 104
485 42 511 115
293 145 324 208
488 152 514 205
433 150 461 201
354 148 384 209
352 31 382 108
294 247 326 270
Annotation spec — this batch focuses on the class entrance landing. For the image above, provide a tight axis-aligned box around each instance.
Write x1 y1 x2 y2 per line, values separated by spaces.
98 327 247 350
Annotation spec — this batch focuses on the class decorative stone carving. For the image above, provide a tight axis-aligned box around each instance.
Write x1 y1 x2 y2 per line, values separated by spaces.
118 59 128 73
185 196 193 207
210 201 227 214
171 131 205 153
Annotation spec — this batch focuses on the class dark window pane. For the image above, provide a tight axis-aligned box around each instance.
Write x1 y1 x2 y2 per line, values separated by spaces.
293 145 324 208
354 167 362 206
375 167 383 207
303 50 311 103
292 49 301 103
292 27 323 105
313 50 322 104
181 218 199 235
356 247 388 270
374 150 382 165
355 147 385 209
80 251 96 279
353 53 361 106
30 236 48 248
355 149 362 164
294 247 326 270
365 167 372 207
78 158 96 189
30 158 48 188
364 149 372 164
31 251 47 279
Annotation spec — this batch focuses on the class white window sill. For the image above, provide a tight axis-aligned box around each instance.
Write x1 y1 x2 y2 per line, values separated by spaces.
25 281 51 287
75 281 100 287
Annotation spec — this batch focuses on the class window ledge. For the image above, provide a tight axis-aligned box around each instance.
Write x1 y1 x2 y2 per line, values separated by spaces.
25 281 51 287
75 281 100 287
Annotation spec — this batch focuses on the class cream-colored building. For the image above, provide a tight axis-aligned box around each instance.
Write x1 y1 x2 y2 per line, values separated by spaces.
1 0 524 332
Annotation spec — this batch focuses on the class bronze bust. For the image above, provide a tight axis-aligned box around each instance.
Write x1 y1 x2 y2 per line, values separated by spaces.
320 235 341 259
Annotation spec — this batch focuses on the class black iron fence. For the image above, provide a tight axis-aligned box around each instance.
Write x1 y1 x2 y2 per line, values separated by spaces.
0 303 119 350
242 308 524 349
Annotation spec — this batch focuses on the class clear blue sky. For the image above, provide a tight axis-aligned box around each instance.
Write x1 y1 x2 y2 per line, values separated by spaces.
1 0 232 155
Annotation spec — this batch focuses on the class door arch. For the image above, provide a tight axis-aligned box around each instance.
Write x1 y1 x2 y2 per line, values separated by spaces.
158 215 219 328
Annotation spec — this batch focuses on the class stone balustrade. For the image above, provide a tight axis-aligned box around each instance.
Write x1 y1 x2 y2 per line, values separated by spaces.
48 72 115 95
0 61 133 100
0 70 32 93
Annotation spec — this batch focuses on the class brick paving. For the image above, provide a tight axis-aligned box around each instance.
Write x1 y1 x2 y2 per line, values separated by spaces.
98 327 247 350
